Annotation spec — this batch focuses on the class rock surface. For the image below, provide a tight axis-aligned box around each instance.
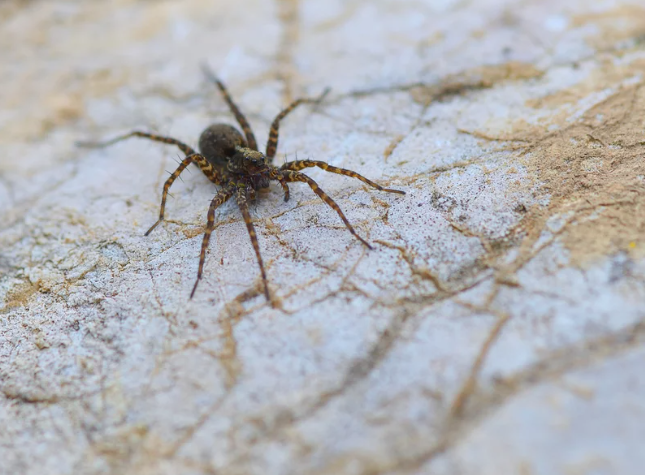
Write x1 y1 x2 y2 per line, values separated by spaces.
1 1 645 474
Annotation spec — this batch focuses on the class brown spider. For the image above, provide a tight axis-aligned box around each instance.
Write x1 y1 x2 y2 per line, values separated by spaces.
79 67 405 301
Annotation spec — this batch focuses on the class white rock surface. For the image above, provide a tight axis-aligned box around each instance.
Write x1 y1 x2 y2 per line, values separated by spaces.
1 1 645 474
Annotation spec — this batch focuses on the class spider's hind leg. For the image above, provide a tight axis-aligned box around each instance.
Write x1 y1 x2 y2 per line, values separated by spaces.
201 65 258 151
77 131 197 157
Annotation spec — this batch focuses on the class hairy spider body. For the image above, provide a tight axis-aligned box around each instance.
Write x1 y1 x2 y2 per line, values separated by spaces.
79 67 405 301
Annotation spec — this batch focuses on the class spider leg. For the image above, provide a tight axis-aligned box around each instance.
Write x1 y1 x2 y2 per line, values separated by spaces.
265 88 330 161
79 132 221 185
278 176 290 202
235 188 270 301
282 170 373 249
201 65 258 151
269 170 291 201
281 160 405 194
145 153 221 235
190 187 235 299
77 131 196 157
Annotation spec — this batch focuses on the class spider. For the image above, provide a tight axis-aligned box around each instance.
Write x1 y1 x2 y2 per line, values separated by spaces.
79 67 405 301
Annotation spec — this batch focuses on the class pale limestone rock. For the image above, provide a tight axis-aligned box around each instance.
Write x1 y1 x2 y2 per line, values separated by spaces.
1 1 644 474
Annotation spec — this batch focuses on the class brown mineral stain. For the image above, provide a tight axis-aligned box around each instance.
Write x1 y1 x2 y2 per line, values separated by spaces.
383 134 405 160
46 93 84 122
2 281 38 313
410 61 544 106
3 68 131 140
526 57 645 111
571 5 645 49
182 227 204 239
505 57 645 266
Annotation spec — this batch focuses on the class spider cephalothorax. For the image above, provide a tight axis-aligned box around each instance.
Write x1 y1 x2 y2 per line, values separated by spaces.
79 67 405 302
226 146 273 189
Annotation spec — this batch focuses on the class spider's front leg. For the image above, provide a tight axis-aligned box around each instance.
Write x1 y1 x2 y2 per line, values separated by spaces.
278 177 291 202
191 186 235 299
145 154 194 236
281 160 405 195
236 187 271 301
145 153 221 236
265 88 330 162
281 170 373 249
270 169 291 201
78 130 223 235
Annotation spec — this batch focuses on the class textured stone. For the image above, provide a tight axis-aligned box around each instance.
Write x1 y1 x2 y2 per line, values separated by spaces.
1 1 644 474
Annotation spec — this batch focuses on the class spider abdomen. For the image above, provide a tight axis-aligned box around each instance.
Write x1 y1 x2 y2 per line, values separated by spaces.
198 124 245 168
